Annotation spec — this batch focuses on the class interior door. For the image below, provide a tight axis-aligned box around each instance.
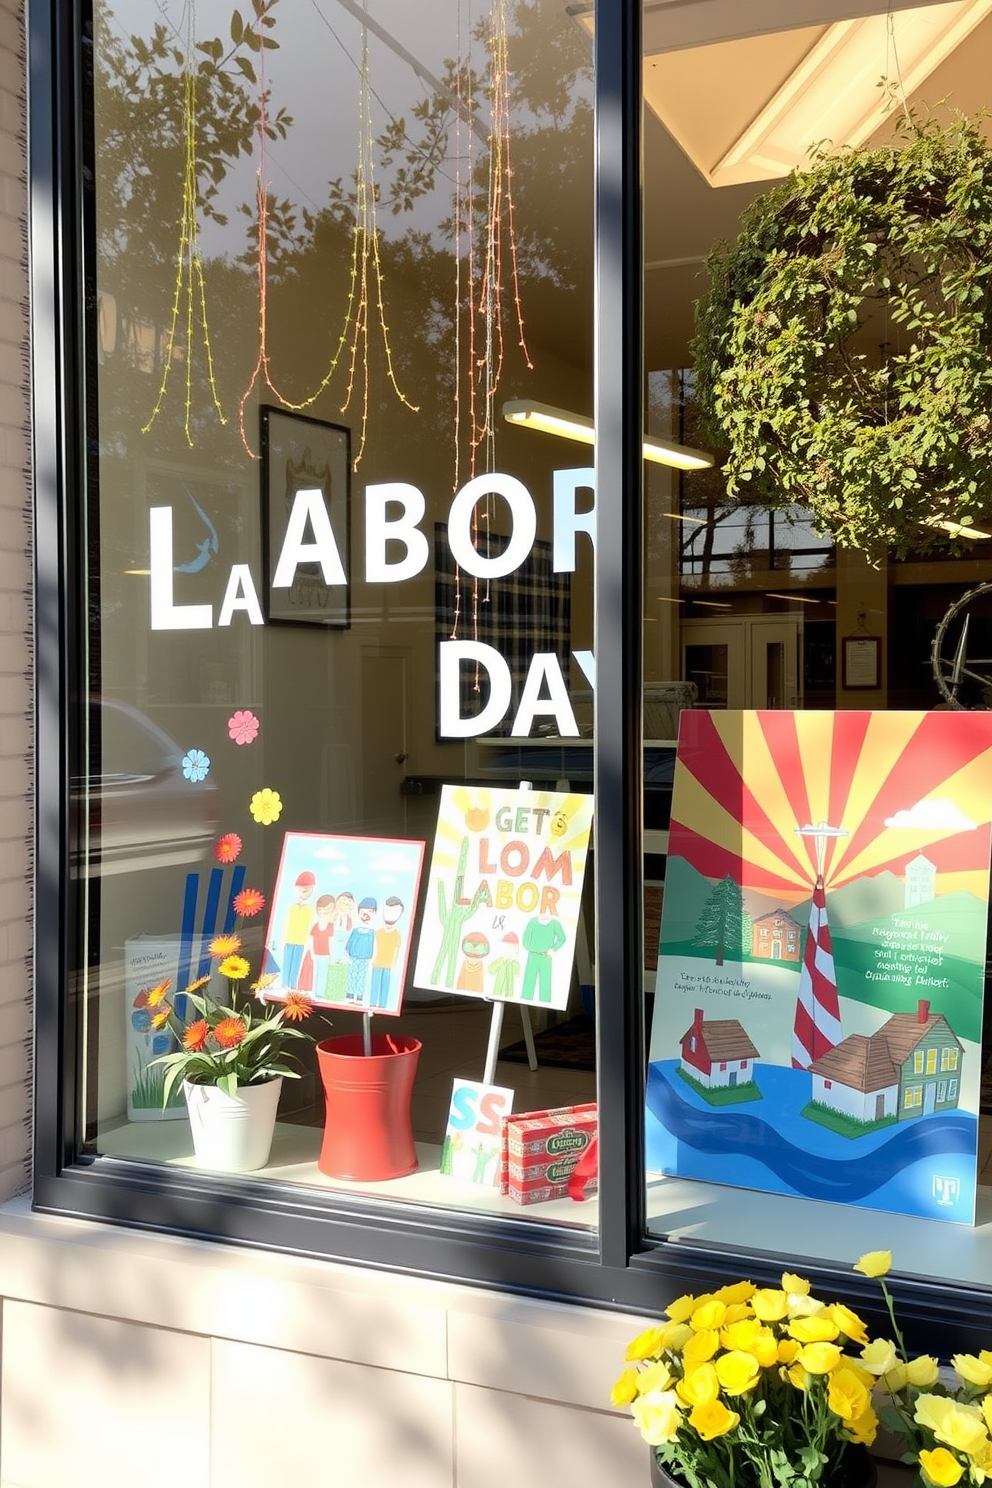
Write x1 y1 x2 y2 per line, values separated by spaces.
750 620 801 709
682 617 802 709
360 648 409 833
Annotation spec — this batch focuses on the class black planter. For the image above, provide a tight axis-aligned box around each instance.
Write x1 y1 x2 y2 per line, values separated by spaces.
649 1445 878 1488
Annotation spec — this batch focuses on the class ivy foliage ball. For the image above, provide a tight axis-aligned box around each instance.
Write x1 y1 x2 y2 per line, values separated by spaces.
692 116 992 557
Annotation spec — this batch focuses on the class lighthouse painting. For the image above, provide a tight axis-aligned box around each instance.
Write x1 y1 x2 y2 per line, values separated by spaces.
647 710 992 1225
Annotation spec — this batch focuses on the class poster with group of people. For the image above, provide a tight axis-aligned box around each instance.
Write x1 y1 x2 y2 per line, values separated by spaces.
263 833 425 1015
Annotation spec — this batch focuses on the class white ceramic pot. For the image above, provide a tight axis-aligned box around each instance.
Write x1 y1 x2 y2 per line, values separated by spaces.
182 1077 282 1173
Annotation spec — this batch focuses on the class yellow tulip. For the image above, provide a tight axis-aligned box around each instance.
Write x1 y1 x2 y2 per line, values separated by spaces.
691 1298 727 1331
788 1314 840 1345
787 1293 828 1319
782 1271 810 1295
777 1339 800 1365
853 1250 892 1278
860 1338 899 1376
787 1362 809 1391
883 1363 909 1394
723 1303 755 1325
665 1294 698 1325
906 1356 941 1389
715 1350 761 1395
795 1342 842 1375
625 1326 666 1362
660 1323 693 1354
682 1329 720 1365
751 1288 789 1322
610 1368 639 1407
676 1362 720 1408
953 1354 992 1389
914 1395 989 1458
636 1361 675 1396
632 1389 683 1446
919 1448 964 1487
689 1399 740 1441
715 1281 756 1306
827 1303 869 1346
847 1405 879 1448
720 1319 760 1353
827 1366 870 1424
840 1357 877 1391
750 1328 780 1369
982 1396 992 1436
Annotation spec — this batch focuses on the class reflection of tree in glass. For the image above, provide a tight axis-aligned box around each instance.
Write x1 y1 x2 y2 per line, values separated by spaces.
95 2 593 477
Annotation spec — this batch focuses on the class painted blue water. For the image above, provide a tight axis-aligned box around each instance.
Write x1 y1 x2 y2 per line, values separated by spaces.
645 1062 977 1222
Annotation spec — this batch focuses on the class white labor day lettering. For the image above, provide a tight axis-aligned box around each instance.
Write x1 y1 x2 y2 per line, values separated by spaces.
146 468 596 739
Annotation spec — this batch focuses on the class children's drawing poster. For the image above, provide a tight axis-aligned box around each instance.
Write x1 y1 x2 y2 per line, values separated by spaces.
413 785 594 1010
439 1079 514 1186
647 711 992 1225
262 833 425 1015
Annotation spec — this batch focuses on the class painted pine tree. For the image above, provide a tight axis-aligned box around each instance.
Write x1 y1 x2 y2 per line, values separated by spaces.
691 876 751 966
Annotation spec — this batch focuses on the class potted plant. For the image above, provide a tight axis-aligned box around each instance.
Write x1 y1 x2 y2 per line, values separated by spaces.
859 1251 992 1487
692 114 992 559
613 1257 889 1488
148 934 317 1173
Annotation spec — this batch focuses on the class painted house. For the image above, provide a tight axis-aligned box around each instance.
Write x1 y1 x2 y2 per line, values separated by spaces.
809 999 963 1124
680 1008 760 1089
751 909 802 961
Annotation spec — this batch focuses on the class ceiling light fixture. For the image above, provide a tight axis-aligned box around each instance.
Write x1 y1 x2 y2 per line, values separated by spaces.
502 399 714 471
709 2 992 188
767 592 821 604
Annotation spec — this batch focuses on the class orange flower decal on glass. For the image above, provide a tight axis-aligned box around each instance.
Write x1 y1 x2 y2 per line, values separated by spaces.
249 788 282 825
182 1019 209 1052
215 833 242 864
209 933 241 958
214 1016 247 1048
232 887 265 918
283 992 313 1023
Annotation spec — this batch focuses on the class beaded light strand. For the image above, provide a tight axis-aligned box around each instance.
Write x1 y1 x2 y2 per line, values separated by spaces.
142 2 227 444
237 3 417 465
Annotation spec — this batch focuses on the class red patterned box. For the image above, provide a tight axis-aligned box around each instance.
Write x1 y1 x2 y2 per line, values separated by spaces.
499 1103 598 1205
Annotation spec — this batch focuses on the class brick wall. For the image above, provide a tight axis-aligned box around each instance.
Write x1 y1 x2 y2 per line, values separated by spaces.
0 0 31 1200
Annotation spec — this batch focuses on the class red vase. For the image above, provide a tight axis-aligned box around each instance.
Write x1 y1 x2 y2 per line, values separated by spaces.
316 1033 421 1181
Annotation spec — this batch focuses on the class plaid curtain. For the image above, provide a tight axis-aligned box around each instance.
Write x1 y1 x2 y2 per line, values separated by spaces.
434 524 571 738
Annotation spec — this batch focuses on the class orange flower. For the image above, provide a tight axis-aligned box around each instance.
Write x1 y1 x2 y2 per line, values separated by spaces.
219 954 250 980
181 975 211 995
209 934 241 957
283 992 313 1022
145 979 171 1008
215 833 242 864
214 1016 247 1048
150 1006 171 1029
251 972 279 993
232 887 265 918
182 1019 209 1052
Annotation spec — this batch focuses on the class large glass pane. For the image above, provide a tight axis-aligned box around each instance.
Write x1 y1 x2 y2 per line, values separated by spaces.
83 0 596 1224
641 0 992 1286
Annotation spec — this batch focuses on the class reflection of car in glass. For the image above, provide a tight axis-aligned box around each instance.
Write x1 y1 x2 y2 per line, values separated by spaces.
72 700 219 876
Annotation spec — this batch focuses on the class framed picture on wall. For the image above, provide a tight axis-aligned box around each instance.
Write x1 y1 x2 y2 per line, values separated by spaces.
260 405 351 627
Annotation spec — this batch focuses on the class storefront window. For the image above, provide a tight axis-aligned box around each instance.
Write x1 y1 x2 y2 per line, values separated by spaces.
81 0 597 1224
642 1 992 1289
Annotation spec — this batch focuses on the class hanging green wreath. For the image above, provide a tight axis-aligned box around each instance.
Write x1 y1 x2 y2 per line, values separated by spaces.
692 114 992 557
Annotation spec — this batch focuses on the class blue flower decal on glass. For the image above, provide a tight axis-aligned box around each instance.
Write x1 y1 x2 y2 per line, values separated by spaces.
181 748 210 783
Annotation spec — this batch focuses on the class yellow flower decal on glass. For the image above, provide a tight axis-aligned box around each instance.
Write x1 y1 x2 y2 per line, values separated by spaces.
853 1250 891 1278
250 787 283 825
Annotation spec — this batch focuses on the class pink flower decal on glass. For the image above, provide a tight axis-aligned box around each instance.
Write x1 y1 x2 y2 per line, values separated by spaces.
228 710 259 746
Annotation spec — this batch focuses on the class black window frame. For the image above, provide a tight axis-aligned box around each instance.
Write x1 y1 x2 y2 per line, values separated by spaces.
28 0 992 1348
